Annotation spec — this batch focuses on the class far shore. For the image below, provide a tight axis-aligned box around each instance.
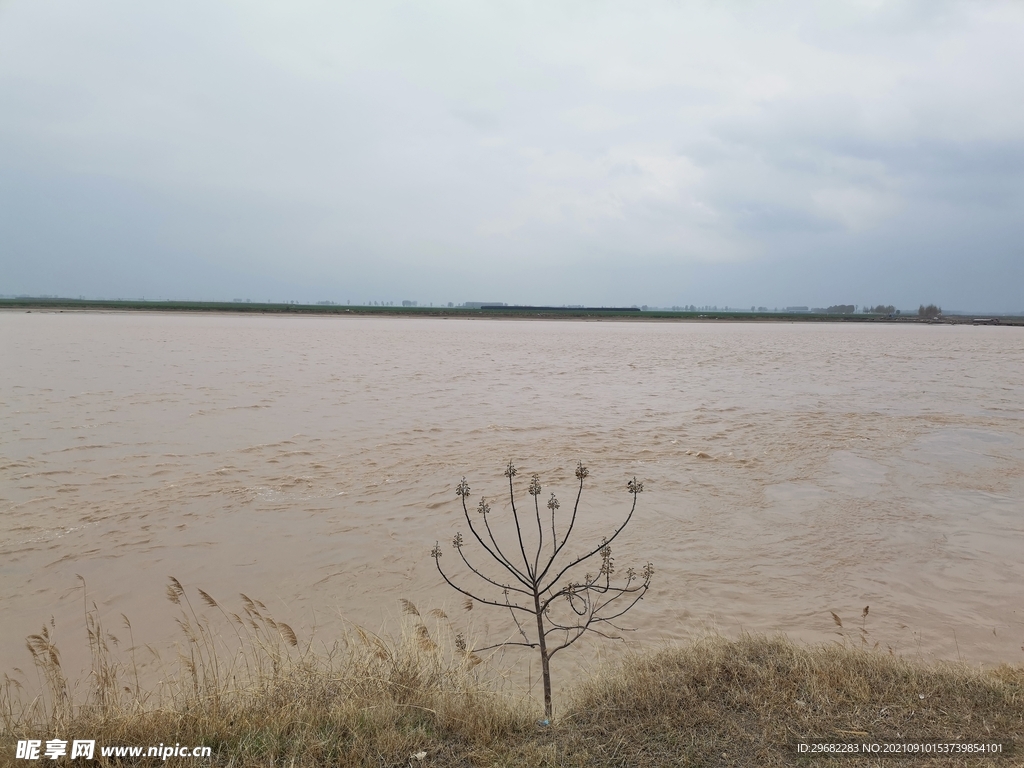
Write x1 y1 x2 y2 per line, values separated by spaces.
3 298 1022 326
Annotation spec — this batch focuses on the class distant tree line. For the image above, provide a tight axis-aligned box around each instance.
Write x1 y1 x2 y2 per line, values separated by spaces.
863 304 896 315
918 304 941 319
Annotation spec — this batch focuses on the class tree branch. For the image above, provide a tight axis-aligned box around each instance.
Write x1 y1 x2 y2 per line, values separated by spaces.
454 541 531 597
433 555 534 614
506 462 535 580
462 494 532 589
537 467 586 583
540 489 639 594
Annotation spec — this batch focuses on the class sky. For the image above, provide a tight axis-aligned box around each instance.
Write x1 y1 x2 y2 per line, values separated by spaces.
1 1 1022 311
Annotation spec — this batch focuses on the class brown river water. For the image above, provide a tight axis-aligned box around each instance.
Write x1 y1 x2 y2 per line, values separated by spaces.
2 311 1023 691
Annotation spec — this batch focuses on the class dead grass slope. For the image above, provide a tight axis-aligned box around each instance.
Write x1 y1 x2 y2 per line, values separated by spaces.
2 592 1021 767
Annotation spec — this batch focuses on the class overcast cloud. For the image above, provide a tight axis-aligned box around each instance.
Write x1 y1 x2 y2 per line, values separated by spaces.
1 0 1022 310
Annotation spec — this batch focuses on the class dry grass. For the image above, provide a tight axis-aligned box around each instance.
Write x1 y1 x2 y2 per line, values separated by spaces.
557 635 1022 767
2 584 1022 766
2 581 533 767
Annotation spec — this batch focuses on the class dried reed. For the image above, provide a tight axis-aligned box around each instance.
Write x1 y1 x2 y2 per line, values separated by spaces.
3 588 1022 767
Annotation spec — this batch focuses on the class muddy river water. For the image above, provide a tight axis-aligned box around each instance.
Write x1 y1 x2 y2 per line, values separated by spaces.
2 312 1022 687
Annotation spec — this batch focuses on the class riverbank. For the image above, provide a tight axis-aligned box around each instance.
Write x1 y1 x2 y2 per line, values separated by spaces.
3 298 1022 325
3 615 1021 767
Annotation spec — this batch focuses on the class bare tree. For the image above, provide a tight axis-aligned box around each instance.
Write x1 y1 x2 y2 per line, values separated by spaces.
430 460 653 719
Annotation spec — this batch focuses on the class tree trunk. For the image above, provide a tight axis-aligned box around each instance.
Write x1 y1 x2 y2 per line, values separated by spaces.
534 590 552 719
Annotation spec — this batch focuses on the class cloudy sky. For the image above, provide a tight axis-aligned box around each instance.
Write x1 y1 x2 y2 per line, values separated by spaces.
1 1 1022 310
